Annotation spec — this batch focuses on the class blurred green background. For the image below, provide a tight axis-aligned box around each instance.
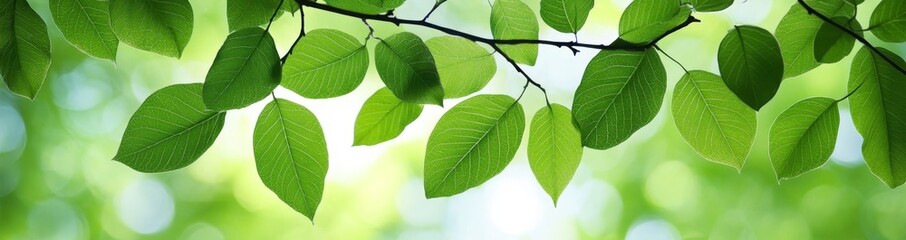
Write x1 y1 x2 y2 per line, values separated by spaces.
3 0 906 239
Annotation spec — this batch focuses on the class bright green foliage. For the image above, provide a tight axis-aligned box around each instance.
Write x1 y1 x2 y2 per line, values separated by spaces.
717 25 784 110
253 99 328 221
227 0 282 32
776 4 824 78
769 97 839 180
202 27 281 110
50 0 118 60
848 47 906 188
682 0 733 12
0 0 51 100
425 36 496 99
113 84 226 172
807 0 856 18
424 95 525 198
539 0 594 33
283 29 368 99
618 0 691 44
814 17 859 64
491 0 539 66
528 104 582 205
353 88 423 146
869 0 906 43
572 49 666 150
324 0 405 14
375 32 444 106
110 0 194 58
672 71 756 170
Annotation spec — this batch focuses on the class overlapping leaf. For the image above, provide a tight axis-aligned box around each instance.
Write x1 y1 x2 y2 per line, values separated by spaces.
110 0 194 58
869 0 906 42
424 95 525 198
770 97 839 180
253 98 328 221
227 0 282 32
425 36 496 99
491 0 539 65
528 104 582 205
539 0 594 33
283 29 368 99
672 71 756 169
0 0 51 100
203 27 281 110
717 25 784 110
375 32 444 105
353 88 423 146
113 84 226 172
814 17 860 64
848 47 906 187
50 0 118 60
572 49 666 150
682 0 733 12
324 0 404 14
618 0 691 44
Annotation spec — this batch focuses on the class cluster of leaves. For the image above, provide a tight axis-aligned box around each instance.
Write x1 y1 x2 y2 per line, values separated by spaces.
2 0 906 222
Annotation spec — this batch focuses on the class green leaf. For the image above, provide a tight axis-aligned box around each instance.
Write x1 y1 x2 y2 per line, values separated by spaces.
0 0 51 100
203 27 281 110
539 0 594 33
806 0 856 19
572 48 666 150
869 0 906 43
324 0 404 14
769 97 839 180
682 0 733 12
775 4 824 78
50 0 118 60
424 95 525 198
353 88 423 146
375 32 444 106
813 17 859 64
717 25 784 110
283 29 368 99
671 70 756 170
110 0 194 58
227 0 281 32
528 104 582 205
113 83 226 172
253 98 328 221
491 0 539 66
848 47 906 188
425 36 496 99
281 0 299 13
618 0 691 44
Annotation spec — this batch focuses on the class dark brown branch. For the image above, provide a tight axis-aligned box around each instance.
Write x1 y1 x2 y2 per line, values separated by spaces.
797 0 906 76
281 7 306 63
489 44 550 106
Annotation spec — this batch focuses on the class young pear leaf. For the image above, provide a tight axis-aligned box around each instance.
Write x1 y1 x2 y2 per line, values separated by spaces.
253 98 328 221
353 88 423 146
424 95 525 198
375 32 445 106
770 97 839 180
50 0 118 60
110 0 194 58
539 0 594 33
283 29 368 99
227 0 282 32
672 71 756 170
848 47 906 188
491 0 540 66
113 84 226 172
682 0 733 12
572 48 666 150
528 104 582 205
203 27 281 110
425 36 496 99
0 0 51 100
717 25 784 110
618 0 692 44
869 0 906 43
324 0 404 14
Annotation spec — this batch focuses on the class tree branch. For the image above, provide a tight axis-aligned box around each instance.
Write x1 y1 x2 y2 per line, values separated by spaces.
281 7 306 63
797 0 906 76
489 44 550 106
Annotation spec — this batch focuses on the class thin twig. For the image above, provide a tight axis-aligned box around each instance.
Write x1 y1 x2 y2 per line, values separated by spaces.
422 1 446 21
490 44 550 105
654 45 689 74
281 7 306 63
798 0 906 76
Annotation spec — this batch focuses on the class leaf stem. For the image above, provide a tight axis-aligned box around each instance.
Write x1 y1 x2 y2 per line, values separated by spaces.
422 1 445 21
837 79 865 102
490 43 549 106
654 45 689 74
281 7 306 64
